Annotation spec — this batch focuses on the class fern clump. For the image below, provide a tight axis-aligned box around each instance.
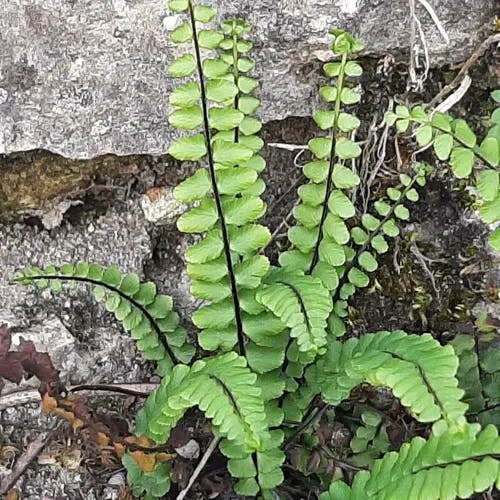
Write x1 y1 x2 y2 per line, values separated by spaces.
12 1 500 498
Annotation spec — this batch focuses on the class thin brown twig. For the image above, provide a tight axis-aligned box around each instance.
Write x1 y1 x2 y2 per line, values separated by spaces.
428 33 500 108
0 383 158 411
0 425 60 495
176 436 221 500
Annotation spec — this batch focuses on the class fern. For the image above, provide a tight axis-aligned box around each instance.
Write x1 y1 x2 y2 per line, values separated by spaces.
11 2 500 498
283 331 467 428
279 31 363 284
14 263 194 375
321 423 500 499
452 333 500 426
349 410 390 468
135 350 284 494
168 0 271 361
387 90 500 251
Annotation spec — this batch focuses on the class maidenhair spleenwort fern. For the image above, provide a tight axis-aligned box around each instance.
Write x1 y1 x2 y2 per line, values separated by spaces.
12 1 500 498
321 423 500 500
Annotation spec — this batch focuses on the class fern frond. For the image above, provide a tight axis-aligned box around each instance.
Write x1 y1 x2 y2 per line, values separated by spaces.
135 350 284 495
331 164 430 308
255 268 333 355
280 30 363 289
15 263 194 375
321 423 500 500
298 331 467 427
387 95 500 250
349 409 390 468
136 352 267 449
167 1 272 357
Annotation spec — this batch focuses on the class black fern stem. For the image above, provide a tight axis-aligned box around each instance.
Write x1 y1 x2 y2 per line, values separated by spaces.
188 1 246 356
308 52 348 274
20 275 179 363
232 29 240 144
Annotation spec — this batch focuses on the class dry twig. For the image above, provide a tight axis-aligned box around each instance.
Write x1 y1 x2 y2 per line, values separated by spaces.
176 436 221 500
428 33 500 108
0 427 59 495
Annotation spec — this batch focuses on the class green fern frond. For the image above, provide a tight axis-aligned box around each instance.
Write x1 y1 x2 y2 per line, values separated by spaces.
387 95 500 250
167 0 272 358
321 423 500 499
280 30 363 288
349 410 390 468
256 268 333 355
331 164 430 309
136 350 285 494
14 263 194 375
136 351 267 450
300 331 467 426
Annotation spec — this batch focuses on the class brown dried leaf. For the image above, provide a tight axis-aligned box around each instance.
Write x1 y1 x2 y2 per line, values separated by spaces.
97 432 110 447
5 489 19 500
156 452 176 463
130 451 156 472
41 394 58 413
114 443 126 458
0 326 64 396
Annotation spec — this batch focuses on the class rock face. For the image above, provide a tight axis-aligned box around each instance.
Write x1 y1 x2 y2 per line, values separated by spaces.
0 0 495 158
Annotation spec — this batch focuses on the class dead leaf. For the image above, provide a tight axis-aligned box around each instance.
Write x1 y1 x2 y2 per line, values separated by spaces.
97 432 110 447
130 451 156 472
5 489 19 500
41 394 58 413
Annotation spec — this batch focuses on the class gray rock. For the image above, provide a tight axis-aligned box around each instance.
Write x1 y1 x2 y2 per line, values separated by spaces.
0 201 154 385
175 439 201 460
0 0 495 158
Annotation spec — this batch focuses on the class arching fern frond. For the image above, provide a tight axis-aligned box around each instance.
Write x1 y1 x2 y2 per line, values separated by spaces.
291 331 467 426
136 352 267 450
135 350 284 494
255 268 332 355
14 263 194 375
321 423 500 500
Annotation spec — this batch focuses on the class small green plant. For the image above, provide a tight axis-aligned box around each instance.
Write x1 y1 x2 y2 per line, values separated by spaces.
386 90 500 251
13 1 500 498
452 320 500 427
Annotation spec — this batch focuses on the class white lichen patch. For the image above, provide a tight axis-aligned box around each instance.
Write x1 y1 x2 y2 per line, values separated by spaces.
339 0 358 14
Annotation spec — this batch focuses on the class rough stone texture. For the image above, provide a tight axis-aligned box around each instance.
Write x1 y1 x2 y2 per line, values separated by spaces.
0 202 155 386
0 0 495 158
